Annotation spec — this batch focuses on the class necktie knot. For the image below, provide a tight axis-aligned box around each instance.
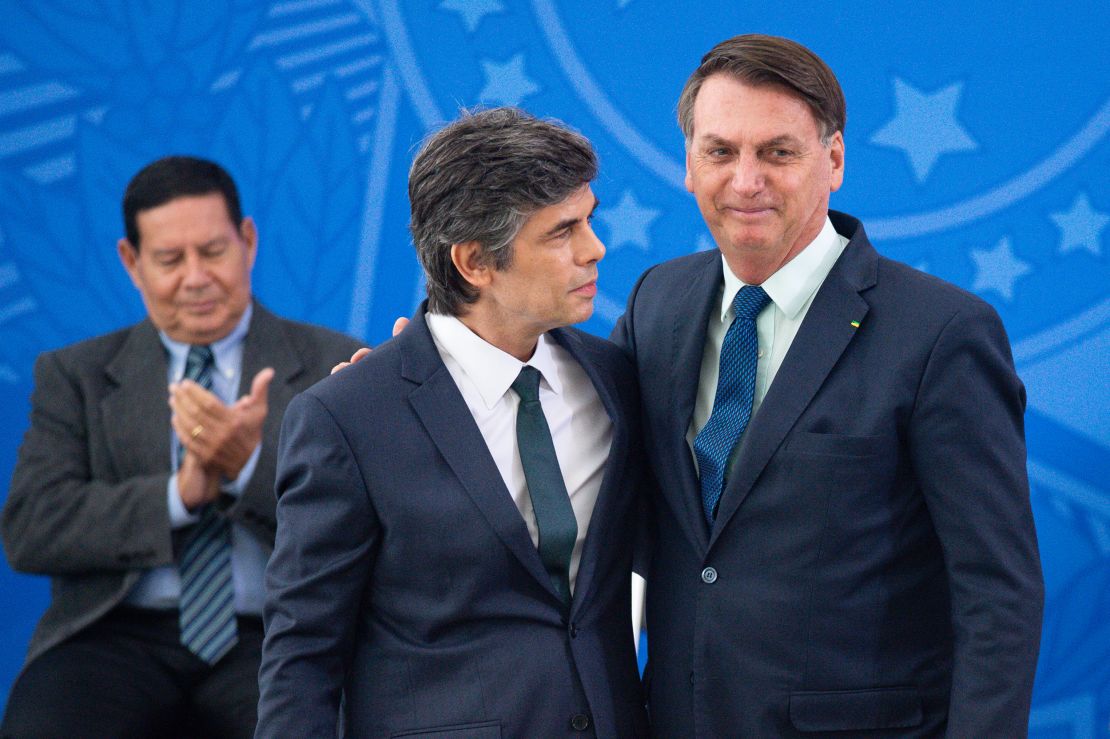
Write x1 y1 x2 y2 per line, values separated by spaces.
184 345 214 386
511 366 542 404
732 285 771 322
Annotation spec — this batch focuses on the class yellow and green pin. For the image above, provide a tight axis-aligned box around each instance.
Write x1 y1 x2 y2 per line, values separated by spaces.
850 320 861 329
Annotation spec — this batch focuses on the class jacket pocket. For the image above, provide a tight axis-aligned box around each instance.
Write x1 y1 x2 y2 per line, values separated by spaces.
391 719 501 738
789 686 922 732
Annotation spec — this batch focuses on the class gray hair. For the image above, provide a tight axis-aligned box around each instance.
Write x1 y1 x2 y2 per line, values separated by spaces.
677 34 846 146
408 107 598 315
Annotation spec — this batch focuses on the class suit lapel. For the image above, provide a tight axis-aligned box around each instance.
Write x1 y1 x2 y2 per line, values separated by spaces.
239 303 305 513
102 320 172 480
402 311 560 601
709 218 877 548
663 253 722 554
240 303 303 393
241 303 304 424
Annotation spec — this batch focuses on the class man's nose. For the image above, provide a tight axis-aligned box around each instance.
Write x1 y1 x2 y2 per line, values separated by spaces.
576 222 606 264
181 253 212 287
729 152 765 196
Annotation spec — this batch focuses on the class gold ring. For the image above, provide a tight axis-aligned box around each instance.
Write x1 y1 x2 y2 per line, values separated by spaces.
190 424 204 439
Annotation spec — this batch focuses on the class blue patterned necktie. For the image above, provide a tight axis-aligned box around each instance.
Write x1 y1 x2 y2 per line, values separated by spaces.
176 345 238 664
694 285 772 525
511 366 578 609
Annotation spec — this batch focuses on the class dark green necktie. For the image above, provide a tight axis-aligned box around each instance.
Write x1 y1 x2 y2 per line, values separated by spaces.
511 366 578 609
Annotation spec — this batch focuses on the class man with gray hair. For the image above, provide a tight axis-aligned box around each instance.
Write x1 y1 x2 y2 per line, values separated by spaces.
255 107 649 738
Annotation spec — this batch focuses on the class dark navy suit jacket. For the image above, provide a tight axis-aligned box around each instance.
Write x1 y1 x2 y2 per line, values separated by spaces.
256 308 648 738
614 211 1043 737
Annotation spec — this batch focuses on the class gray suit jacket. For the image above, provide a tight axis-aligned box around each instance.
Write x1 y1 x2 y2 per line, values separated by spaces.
2 302 362 666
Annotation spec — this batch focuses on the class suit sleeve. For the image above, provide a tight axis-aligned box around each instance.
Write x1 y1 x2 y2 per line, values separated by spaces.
909 302 1044 736
1 351 173 574
222 328 365 549
256 390 379 739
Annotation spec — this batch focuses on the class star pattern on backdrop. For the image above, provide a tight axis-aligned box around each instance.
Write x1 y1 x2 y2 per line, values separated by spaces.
970 236 1032 301
1050 192 1108 256
439 0 505 33
595 190 660 251
870 78 978 182
478 53 540 106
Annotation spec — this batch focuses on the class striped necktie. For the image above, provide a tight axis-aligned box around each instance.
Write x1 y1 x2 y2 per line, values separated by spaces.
177 345 238 664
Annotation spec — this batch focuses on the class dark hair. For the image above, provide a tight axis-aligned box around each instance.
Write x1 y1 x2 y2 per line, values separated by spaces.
122 156 243 249
408 107 598 316
677 34 846 144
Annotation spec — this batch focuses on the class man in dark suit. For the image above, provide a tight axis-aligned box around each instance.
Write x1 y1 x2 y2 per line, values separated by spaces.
255 108 648 738
614 35 1044 736
1 156 362 738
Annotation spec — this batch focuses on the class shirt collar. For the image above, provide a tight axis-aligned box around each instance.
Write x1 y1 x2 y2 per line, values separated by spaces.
717 216 845 322
158 302 253 379
425 312 563 410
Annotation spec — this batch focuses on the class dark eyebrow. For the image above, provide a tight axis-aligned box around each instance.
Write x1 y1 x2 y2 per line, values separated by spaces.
759 135 804 149
543 196 600 238
149 237 226 257
148 245 182 258
695 133 805 149
696 134 732 148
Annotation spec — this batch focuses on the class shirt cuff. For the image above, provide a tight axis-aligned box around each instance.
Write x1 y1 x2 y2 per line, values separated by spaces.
167 474 202 528
221 443 261 497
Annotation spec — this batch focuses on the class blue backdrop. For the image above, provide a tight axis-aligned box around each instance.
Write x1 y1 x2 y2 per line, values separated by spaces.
1 1 1107 731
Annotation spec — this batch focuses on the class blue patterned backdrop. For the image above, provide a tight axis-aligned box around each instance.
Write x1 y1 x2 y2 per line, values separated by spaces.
1 1 1107 731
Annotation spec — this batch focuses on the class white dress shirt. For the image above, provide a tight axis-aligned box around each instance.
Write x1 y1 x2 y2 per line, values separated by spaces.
426 312 613 594
688 217 849 465
126 304 267 614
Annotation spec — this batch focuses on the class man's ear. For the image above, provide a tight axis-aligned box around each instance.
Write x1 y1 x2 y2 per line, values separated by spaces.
239 216 258 269
685 146 695 193
450 241 491 289
117 238 143 290
828 130 845 193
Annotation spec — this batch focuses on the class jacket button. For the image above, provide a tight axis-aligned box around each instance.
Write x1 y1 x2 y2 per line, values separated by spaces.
570 713 590 731
569 623 578 638
701 566 717 584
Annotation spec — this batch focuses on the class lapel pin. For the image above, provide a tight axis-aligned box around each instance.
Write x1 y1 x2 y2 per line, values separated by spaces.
850 320 861 328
